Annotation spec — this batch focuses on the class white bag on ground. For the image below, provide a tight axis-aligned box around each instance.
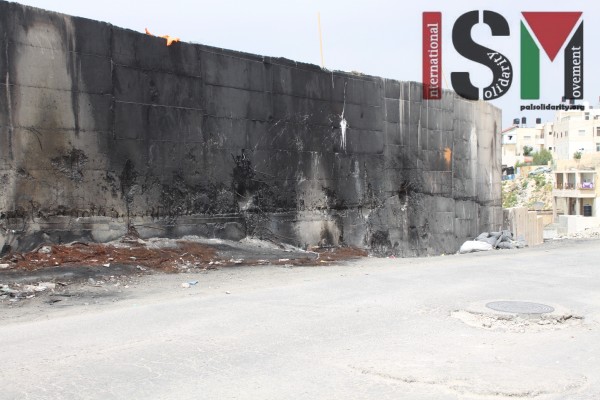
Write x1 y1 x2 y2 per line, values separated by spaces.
459 240 493 254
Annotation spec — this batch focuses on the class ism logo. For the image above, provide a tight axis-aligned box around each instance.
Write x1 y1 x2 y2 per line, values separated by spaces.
422 11 583 101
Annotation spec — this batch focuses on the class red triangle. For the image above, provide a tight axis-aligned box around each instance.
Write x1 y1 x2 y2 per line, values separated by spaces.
522 12 582 61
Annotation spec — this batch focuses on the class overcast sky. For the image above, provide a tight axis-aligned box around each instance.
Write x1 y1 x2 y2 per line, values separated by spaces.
13 0 600 128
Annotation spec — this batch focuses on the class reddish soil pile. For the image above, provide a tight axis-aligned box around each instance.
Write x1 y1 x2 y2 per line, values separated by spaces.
2 241 218 272
1 240 367 273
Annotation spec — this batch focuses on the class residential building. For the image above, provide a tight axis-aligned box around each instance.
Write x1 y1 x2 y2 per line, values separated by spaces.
552 153 600 233
503 102 600 168
551 104 600 160
501 122 549 168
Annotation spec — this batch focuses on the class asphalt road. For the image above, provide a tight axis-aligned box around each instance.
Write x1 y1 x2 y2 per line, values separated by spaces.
2 239 600 399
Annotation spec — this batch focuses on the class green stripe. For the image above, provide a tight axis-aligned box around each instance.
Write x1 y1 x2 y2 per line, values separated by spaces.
521 21 540 99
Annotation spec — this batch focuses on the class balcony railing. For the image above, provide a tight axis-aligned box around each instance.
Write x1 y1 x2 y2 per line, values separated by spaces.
554 183 594 190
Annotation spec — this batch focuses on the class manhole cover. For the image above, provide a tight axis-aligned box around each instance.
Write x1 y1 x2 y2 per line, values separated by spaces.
485 301 555 314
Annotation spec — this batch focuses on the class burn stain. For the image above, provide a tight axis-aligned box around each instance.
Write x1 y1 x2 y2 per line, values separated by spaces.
232 149 257 197
370 230 392 256
231 150 295 212
397 180 414 202
51 148 88 182
103 171 119 198
120 160 138 197
322 186 346 210
149 78 159 103
16 168 34 180
160 172 237 218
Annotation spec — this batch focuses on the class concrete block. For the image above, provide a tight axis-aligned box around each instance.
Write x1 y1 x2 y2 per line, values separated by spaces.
385 98 400 123
114 65 203 108
0 84 10 128
384 79 401 99
8 42 112 94
341 129 384 155
202 52 267 92
272 65 333 100
203 85 270 121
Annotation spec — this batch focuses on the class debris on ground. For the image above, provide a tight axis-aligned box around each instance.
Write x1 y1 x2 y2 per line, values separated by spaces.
0 234 367 305
1 235 362 273
181 280 199 288
1 281 57 301
459 231 526 254
554 227 600 240
0 238 218 273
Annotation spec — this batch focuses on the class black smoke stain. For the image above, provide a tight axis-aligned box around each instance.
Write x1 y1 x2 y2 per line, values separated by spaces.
51 148 88 182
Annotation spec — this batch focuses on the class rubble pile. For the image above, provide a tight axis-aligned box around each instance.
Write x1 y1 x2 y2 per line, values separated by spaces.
459 231 526 254
559 227 600 240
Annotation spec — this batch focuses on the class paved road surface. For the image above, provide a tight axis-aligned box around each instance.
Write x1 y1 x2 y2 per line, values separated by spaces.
2 239 600 399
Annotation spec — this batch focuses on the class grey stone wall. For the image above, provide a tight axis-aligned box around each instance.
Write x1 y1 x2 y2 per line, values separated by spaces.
0 1 502 255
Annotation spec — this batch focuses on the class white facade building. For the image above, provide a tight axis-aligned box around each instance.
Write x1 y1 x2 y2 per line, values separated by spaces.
502 102 600 167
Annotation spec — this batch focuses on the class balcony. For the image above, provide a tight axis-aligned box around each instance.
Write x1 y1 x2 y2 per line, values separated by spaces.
554 170 597 198
553 182 596 198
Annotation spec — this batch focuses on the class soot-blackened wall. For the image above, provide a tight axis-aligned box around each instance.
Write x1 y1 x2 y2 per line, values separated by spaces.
0 2 502 255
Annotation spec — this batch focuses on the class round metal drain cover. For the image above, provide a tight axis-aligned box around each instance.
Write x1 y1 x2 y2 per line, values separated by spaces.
485 301 554 314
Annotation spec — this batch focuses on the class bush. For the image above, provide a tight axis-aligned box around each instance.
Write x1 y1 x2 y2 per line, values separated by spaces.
574 151 582 160
515 160 529 168
523 145 534 156
532 149 552 166
533 174 546 187
503 191 518 208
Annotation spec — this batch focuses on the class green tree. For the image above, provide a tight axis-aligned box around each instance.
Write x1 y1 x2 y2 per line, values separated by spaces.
574 151 582 160
532 149 552 166
523 145 533 156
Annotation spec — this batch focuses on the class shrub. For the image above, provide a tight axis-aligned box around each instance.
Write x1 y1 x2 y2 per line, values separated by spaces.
503 191 518 208
533 174 545 188
532 149 552 166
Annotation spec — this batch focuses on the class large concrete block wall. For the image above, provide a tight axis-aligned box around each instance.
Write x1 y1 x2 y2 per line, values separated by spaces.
0 1 502 255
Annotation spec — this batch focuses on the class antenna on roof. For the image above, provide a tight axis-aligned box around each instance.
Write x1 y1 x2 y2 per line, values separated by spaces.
318 12 325 69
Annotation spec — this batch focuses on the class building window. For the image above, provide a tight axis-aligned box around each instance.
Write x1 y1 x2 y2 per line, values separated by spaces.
596 127 600 136
549 146 553 151
597 143 600 152
579 129 586 136
585 112 590 120
524 135 531 139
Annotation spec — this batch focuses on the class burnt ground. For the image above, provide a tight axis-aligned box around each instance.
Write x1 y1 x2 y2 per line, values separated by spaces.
0 236 367 307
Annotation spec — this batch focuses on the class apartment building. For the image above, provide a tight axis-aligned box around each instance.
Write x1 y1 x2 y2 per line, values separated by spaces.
551 105 600 160
501 120 551 167
502 103 600 168
552 153 600 232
